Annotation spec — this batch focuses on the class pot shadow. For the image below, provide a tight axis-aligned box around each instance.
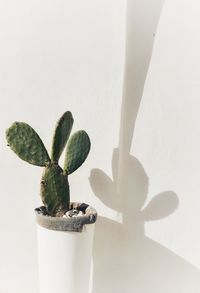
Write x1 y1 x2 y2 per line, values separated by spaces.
89 0 200 292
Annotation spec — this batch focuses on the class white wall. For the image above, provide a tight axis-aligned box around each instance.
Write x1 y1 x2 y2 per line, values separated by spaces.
131 0 200 291
1 0 200 292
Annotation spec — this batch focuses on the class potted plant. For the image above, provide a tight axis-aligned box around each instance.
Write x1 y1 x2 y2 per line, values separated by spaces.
6 111 97 293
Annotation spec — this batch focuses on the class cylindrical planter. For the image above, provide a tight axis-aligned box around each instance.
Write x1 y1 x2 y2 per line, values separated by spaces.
35 203 97 293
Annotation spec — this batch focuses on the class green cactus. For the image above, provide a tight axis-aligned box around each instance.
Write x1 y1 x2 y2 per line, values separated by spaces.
64 130 91 175
41 164 70 215
51 111 74 163
6 122 50 166
6 111 91 216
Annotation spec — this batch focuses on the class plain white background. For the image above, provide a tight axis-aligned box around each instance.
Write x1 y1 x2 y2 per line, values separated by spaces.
1 0 200 292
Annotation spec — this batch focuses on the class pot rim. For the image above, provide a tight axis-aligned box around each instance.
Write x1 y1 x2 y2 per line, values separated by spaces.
35 202 97 232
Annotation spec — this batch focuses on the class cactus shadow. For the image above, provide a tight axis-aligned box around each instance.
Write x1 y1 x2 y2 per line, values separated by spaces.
89 0 200 292
90 151 200 293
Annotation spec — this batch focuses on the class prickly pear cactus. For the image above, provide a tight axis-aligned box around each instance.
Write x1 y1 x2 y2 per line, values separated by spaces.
64 130 91 175
51 111 73 163
6 111 91 216
41 164 70 215
6 122 50 166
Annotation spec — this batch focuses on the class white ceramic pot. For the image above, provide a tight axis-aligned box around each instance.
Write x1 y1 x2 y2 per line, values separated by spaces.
35 203 97 293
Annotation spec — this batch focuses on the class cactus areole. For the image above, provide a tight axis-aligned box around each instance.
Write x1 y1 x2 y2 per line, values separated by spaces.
6 111 97 231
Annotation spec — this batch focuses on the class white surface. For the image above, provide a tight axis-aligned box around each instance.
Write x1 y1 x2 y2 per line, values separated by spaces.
37 224 94 293
0 1 124 292
1 0 200 292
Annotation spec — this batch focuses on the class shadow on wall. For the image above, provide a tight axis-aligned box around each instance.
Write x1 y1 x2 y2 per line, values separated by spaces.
89 0 200 292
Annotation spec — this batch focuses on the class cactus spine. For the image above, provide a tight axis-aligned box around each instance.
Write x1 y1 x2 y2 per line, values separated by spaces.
6 111 91 216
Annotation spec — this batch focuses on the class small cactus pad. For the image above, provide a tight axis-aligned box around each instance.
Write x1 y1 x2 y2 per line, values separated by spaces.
51 111 74 163
6 122 50 166
41 164 70 216
64 130 91 175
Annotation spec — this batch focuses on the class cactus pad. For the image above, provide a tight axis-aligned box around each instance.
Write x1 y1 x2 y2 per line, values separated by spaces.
51 111 74 163
41 164 70 216
6 122 50 166
64 130 91 175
